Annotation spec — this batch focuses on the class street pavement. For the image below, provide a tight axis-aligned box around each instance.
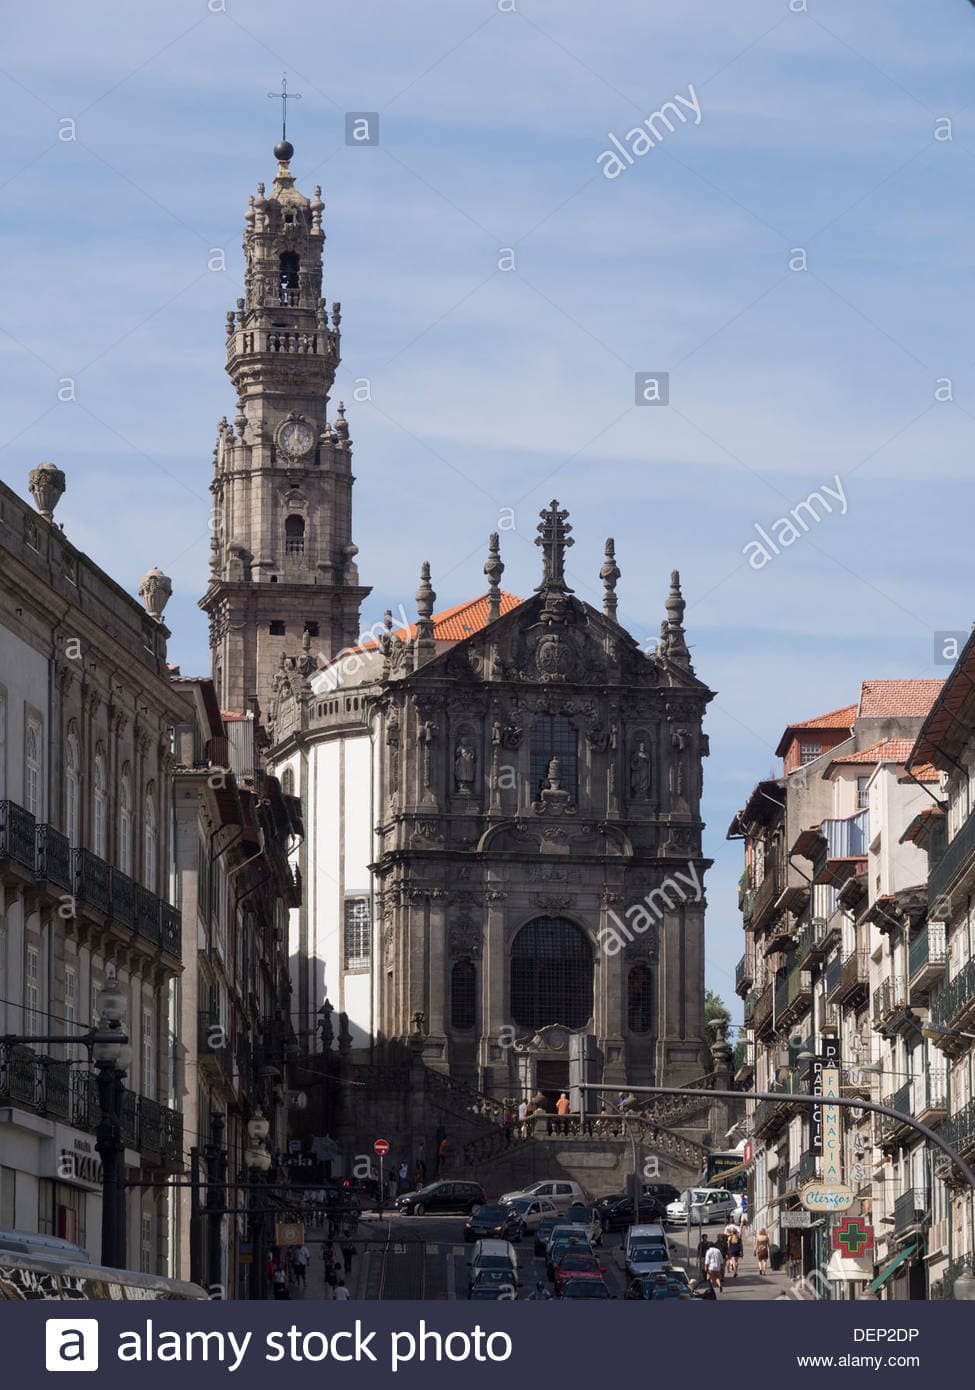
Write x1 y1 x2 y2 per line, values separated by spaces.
287 1213 792 1301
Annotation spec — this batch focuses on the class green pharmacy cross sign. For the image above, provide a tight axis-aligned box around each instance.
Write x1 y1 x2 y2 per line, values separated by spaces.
833 1217 873 1257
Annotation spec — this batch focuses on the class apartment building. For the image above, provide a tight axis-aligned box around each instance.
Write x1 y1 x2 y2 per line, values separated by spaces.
732 680 945 1298
0 465 186 1271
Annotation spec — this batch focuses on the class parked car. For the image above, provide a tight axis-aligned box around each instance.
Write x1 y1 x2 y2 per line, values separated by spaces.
504 1196 558 1237
665 1188 737 1226
596 1193 666 1232
498 1180 592 1213
464 1205 523 1243
396 1180 486 1216
553 1251 604 1295
534 1216 565 1257
643 1183 682 1206
468 1239 518 1292
560 1276 611 1299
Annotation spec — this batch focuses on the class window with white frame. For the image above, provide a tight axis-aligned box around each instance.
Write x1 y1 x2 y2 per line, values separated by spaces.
25 945 40 1034
119 772 133 874
143 793 157 892
25 718 42 817
142 1008 154 1099
799 740 820 765
93 756 107 858
343 898 371 970
65 734 80 847
64 965 77 1029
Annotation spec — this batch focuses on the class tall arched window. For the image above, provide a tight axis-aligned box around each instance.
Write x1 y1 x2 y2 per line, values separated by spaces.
285 514 305 556
65 733 80 847
627 963 653 1034
119 771 133 875
279 251 300 304
451 960 477 1031
510 917 593 1031
93 755 107 858
281 766 295 796
25 720 42 817
143 792 157 893
530 714 578 800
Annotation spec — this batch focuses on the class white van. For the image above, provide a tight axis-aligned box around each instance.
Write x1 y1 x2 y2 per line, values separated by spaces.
468 1238 518 1292
624 1223 672 1279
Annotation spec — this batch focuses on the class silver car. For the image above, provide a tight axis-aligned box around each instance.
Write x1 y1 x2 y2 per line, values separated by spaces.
503 1196 558 1236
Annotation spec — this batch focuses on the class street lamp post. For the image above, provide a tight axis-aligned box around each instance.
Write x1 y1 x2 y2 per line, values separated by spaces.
245 1110 272 1300
92 977 132 1270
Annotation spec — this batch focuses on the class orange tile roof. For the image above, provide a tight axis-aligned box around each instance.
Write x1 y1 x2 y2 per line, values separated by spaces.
355 591 523 654
899 762 939 784
828 738 917 767
858 679 943 719
788 702 858 733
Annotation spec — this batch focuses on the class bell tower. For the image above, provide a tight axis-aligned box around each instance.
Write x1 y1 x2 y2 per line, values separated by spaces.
200 135 370 714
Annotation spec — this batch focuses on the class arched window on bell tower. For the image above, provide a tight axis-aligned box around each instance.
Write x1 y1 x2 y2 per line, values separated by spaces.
285 514 305 557
279 251 300 305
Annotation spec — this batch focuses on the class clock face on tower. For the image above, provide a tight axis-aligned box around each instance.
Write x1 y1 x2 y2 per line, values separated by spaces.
277 417 316 459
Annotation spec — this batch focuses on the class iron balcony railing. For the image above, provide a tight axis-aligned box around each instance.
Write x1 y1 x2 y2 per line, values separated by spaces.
735 954 752 993
893 1188 928 1234
0 1049 182 1167
111 869 137 928
750 866 782 928
873 976 909 1028
909 921 947 983
825 953 842 999
932 957 975 1032
35 823 72 892
161 903 181 956
74 848 112 916
136 885 161 946
938 1097 975 1158
0 799 37 870
915 1070 948 1116
879 1081 913 1142
928 802 975 908
198 1011 233 1075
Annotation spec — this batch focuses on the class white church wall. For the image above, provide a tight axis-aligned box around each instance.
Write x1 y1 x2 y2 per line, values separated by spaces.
342 733 374 1046
312 739 342 1024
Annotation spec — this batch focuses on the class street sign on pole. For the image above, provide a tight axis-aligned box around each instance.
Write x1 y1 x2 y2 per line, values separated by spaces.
374 1138 390 1156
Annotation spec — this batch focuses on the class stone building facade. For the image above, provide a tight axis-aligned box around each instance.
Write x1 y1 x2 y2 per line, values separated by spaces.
0 465 185 1271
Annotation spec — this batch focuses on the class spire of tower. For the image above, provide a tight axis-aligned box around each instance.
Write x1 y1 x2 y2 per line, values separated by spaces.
600 537 620 620
534 499 574 593
663 569 692 671
484 532 504 623
414 561 437 667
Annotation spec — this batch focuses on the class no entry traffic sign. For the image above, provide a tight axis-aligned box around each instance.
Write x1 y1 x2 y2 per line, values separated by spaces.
374 1138 390 1156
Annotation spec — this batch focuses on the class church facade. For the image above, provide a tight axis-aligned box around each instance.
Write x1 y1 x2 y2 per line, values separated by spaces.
203 141 715 1104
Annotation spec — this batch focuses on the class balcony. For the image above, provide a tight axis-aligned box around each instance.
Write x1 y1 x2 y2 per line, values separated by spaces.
928 802 975 910
916 1070 948 1126
795 916 828 970
35 823 72 893
775 965 812 1028
872 976 909 1032
937 1098 975 1165
751 983 773 1033
752 1096 788 1137
834 948 870 1007
0 1049 183 1171
136 885 161 946
799 1151 818 1183
909 921 947 993
111 869 137 928
892 1188 928 1235
824 953 842 1000
750 867 783 930
0 799 37 877
161 902 181 957
73 848 111 917
878 1082 914 1146
735 953 753 997
931 957 975 1035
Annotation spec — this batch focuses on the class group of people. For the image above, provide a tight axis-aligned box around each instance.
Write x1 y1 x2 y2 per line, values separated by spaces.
267 1238 357 1301
697 1222 772 1293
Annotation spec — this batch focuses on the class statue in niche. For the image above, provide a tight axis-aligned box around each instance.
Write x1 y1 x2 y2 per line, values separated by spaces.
454 740 476 793
629 741 651 798
670 726 689 800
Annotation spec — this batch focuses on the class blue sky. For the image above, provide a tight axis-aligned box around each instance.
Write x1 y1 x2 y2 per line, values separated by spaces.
2 0 974 1022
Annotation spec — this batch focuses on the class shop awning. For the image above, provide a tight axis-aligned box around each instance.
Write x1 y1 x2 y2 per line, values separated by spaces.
869 1243 918 1293
827 1250 873 1283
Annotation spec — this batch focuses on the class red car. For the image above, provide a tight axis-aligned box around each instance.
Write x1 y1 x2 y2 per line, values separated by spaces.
553 1251 605 1295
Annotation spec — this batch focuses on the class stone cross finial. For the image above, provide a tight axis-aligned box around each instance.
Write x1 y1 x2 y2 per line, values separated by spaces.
484 532 504 623
29 460 66 523
534 499 574 593
600 537 620 620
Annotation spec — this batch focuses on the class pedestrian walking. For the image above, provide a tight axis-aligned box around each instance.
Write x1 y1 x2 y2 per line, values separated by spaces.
437 1135 449 1174
414 1159 426 1189
333 1279 350 1301
726 1225 742 1278
527 1281 551 1300
397 1160 409 1194
704 1241 725 1293
755 1227 771 1277
698 1232 711 1282
271 1263 289 1300
293 1243 309 1287
341 1239 355 1276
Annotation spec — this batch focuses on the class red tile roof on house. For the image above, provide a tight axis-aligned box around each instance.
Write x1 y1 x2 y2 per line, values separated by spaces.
827 738 917 768
898 763 939 785
857 679 943 719
775 703 856 756
356 591 523 653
